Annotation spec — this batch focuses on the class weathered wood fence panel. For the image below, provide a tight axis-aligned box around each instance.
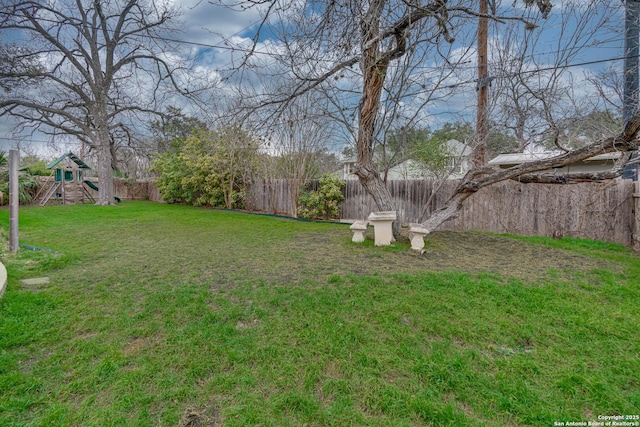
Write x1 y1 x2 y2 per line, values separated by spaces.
443 180 634 246
248 179 295 215
82 178 161 202
248 178 637 247
341 179 460 223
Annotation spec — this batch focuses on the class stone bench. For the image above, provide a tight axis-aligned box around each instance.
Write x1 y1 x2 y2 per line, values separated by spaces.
349 220 368 243
367 211 397 246
408 223 429 251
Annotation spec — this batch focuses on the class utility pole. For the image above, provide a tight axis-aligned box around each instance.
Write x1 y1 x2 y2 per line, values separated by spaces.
623 0 640 180
474 0 489 168
9 149 19 253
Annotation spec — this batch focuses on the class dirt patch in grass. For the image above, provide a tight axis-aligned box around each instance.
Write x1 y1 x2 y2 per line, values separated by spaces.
414 230 614 278
177 406 219 427
274 229 622 284
191 225 625 289
122 337 148 357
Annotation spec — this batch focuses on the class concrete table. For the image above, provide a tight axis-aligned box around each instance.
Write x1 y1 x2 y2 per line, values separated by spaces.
367 211 396 246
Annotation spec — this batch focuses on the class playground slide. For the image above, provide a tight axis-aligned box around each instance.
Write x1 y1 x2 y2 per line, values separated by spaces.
84 180 121 203
84 179 99 191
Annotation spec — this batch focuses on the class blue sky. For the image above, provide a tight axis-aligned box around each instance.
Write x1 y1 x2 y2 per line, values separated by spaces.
0 0 629 155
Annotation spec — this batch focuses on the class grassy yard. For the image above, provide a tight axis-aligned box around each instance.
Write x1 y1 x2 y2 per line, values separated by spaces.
0 202 638 427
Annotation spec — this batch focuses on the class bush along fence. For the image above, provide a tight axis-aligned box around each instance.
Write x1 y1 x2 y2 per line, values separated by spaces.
248 178 640 249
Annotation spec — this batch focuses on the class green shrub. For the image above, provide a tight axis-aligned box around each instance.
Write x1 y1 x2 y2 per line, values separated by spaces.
151 127 259 208
0 151 41 205
298 174 345 220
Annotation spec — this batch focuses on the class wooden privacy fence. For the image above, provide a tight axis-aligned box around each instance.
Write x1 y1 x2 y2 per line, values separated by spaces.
248 178 640 248
247 179 297 216
36 176 637 248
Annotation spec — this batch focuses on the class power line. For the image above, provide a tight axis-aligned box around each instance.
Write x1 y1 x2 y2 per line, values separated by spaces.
0 137 53 143
1 9 625 71
497 53 637 79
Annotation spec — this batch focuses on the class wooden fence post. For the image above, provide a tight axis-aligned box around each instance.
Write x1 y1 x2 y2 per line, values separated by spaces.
9 149 19 253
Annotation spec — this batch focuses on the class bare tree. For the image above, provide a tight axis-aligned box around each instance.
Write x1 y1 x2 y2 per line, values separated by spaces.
489 0 619 152
0 0 209 204
263 93 341 216
589 65 625 113
218 0 640 237
374 29 477 181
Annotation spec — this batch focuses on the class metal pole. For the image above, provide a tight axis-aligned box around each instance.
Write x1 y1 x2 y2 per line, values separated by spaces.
623 0 640 180
9 149 19 253
474 0 489 168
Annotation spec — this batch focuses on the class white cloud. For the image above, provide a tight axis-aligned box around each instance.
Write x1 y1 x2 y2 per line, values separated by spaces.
169 0 265 58
1 0 629 158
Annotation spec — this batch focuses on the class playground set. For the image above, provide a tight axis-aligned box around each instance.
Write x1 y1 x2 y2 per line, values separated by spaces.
35 152 115 206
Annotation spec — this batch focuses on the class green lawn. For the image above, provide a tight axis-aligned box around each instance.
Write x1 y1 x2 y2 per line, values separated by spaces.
0 202 638 427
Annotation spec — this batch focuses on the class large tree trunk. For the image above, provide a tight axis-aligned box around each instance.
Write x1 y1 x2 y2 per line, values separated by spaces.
421 191 472 233
94 107 115 205
352 0 400 236
96 140 115 205
93 91 116 205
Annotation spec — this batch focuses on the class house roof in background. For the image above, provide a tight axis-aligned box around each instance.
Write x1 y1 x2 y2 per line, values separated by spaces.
488 151 621 166
444 139 472 156
341 139 469 165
